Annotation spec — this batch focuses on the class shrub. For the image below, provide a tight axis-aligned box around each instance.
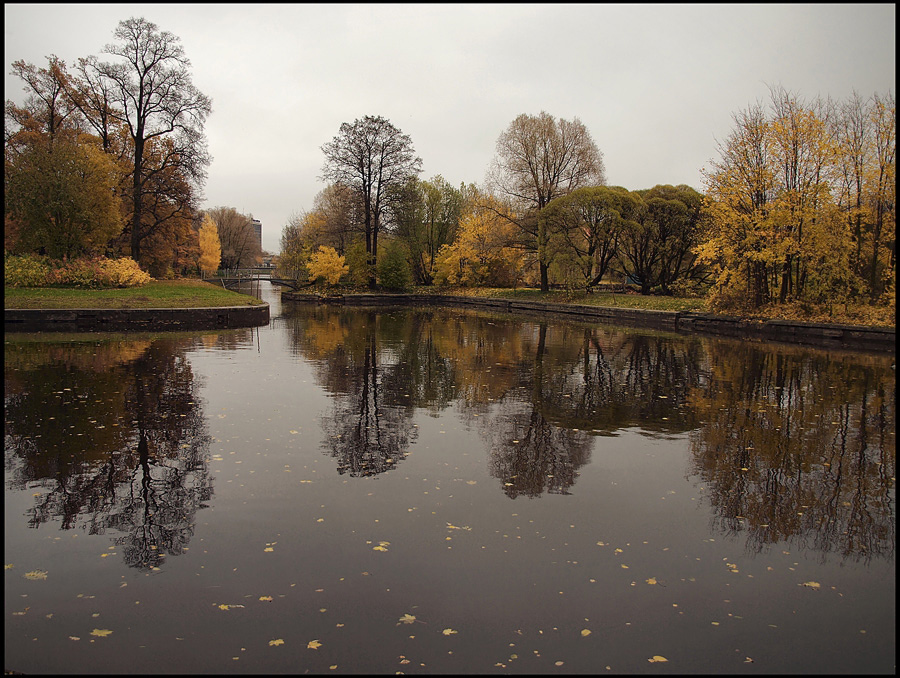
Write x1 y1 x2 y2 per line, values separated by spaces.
3 253 152 288
4 253 52 287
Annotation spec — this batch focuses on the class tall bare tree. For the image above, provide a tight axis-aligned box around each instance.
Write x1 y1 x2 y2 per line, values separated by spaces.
97 17 211 264
321 115 422 289
488 111 606 291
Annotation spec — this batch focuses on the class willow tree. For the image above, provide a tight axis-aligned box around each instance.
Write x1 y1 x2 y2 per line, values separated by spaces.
320 115 422 289
488 111 606 291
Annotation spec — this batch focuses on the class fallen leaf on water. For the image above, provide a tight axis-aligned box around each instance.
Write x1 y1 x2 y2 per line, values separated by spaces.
268 639 284 646
442 628 458 635
69 636 80 641
5 564 14 570
801 581 821 589
648 655 668 663
398 613 418 624
580 629 591 637
90 629 113 637
259 596 273 602
646 578 657 585
554 661 564 666
307 640 322 650
24 570 48 580
218 604 245 610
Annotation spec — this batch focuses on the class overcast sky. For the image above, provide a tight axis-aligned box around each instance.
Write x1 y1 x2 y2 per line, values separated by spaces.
5 3 896 254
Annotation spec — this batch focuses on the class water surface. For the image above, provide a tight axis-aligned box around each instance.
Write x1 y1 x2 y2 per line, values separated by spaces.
4 283 895 674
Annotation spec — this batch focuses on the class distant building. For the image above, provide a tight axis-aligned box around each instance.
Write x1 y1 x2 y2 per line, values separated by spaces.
250 218 262 252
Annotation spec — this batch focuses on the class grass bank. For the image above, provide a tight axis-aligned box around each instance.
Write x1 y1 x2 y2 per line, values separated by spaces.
4 279 266 310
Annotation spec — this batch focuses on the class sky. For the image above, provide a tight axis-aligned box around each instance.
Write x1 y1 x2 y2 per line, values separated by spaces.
5 3 896 254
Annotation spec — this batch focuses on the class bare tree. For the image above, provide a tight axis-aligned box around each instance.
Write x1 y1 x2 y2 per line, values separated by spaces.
488 111 606 291
321 115 422 289
97 17 211 263
206 206 260 269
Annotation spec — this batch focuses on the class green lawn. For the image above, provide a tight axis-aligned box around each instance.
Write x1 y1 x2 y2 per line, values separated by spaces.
4 279 266 309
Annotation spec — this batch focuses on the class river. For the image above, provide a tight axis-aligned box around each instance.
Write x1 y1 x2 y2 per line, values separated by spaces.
4 282 895 674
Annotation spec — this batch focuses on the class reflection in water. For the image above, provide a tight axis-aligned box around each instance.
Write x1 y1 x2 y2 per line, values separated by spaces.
4 337 212 570
285 304 894 561
688 346 895 562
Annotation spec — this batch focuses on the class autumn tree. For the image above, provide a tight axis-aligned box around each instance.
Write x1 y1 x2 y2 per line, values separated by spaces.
390 175 464 285
307 245 348 287
207 206 261 269
96 17 211 264
5 130 125 259
6 56 79 144
277 212 308 279
197 214 221 274
434 194 522 287
320 114 422 289
700 88 893 311
488 111 606 291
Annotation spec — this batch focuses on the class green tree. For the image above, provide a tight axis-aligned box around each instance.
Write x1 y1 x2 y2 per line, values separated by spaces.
540 185 635 289
377 239 412 290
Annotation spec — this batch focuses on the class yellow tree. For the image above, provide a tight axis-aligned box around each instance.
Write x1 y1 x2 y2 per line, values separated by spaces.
307 245 349 287
197 214 221 275
434 196 522 287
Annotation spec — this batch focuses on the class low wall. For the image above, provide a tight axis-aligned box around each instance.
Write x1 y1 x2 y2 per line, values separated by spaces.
5 304 270 333
281 292 895 353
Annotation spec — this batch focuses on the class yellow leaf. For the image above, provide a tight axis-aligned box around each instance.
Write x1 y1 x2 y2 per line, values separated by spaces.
648 655 668 663
802 581 821 589
646 578 657 585
373 546 388 552
269 639 284 646
307 639 322 650
442 628 458 635
5 564 14 570
259 596 273 602
398 613 417 624
264 547 274 552
218 604 245 610
580 629 591 636
90 629 113 637
24 570 47 580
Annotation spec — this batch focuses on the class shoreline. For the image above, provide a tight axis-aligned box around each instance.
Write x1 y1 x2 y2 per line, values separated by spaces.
4 291 893 354
282 292 896 354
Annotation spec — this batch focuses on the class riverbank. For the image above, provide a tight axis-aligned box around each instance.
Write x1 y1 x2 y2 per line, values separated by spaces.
282 290 896 354
4 280 269 332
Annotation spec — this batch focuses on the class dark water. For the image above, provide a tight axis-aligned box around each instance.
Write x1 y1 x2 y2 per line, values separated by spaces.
4 283 895 674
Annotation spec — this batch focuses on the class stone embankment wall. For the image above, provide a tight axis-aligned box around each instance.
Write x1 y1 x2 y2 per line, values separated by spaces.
5 304 270 333
282 292 895 354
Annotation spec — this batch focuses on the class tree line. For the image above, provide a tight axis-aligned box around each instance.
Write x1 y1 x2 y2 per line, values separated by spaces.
5 18 894 315
4 17 262 278
283 91 894 316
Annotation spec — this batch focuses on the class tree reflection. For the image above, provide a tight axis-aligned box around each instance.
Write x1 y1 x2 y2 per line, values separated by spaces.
284 303 894 560
688 345 895 562
311 310 418 476
4 337 212 570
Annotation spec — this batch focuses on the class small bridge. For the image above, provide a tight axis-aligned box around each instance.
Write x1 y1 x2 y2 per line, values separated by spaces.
205 270 309 291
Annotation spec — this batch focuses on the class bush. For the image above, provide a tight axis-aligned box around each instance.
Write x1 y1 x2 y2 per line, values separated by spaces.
4 253 52 287
4 253 152 288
